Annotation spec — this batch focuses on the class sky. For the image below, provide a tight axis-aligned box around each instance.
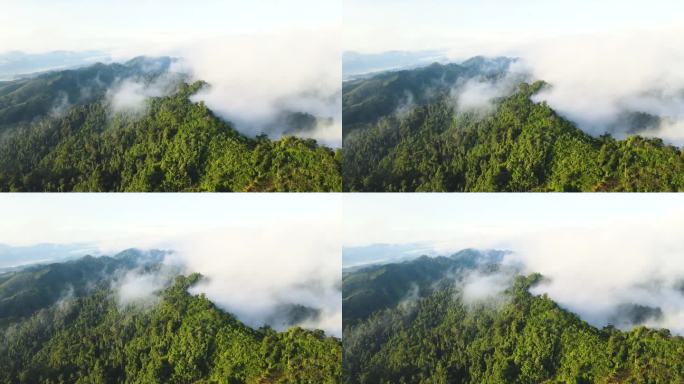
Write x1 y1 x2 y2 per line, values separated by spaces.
0 0 340 54
343 193 683 248
344 0 684 54
0 193 338 249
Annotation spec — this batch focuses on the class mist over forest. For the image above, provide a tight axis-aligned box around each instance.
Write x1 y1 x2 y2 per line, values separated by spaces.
0 249 341 382
0 51 342 192
343 247 684 382
343 54 684 192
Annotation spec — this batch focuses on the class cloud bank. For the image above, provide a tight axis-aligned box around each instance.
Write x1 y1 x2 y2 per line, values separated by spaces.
450 66 527 116
171 29 341 147
106 71 182 116
347 201 684 334
377 216 684 334
165 222 342 337
5 29 342 147
420 216 684 334
461 270 514 307
502 214 684 334
517 30 684 144
443 27 684 145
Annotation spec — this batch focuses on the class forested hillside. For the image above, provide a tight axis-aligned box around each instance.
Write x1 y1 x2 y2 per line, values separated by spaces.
0 249 167 325
343 60 684 192
343 254 684 383
0 252 341 383
0 58 341 191
0 56 173 131
343 249 506 326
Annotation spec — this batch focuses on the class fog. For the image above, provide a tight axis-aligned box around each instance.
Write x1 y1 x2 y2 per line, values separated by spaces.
107 80 158 115
415 214 684 333
4 31 341 147
160 222 342 337
509 30 684 144
0 194 342 337
101 30 341 146
171 30 341 147
499 214 684 333
450 66 526 116
440 28 684 144
97 222 342 336
113 268 173 307
461 270 513 307
106 72 182 116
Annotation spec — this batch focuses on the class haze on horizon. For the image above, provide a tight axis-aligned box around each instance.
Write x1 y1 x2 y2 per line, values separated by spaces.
344 0 683 54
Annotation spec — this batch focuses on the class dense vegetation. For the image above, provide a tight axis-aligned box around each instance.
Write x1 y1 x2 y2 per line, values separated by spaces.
0 57 172 130
0 253 341 383
344 254 684 383
0 249 166 325
343 60 684 192
0 58 341 191
343 249 505 326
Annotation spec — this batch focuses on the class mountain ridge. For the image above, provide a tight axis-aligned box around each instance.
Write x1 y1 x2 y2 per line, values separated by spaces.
343 253 684 383
343 65 684 191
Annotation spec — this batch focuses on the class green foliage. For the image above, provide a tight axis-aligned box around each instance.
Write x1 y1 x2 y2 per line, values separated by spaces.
0 81 341 192
0 273 342 384
343 72 684 192
0 57 173 131
343 250 505 327
0 250 165 326
342 57 513 136
344 266 684 384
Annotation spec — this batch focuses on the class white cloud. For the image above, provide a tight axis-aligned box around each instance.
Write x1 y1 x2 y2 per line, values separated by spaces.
503 214 684 333
105 70 183 115
501 29 684 144
107 80 152 114
346 0 684 145
461 270 513 307
114 269 169 307
176 29 341 146
450 66 526 115
169 221 342 336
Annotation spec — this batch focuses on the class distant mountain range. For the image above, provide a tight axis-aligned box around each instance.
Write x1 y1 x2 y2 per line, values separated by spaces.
343 50 451 79
342 243 438 269
0 50 111 80
0 56 176 132
0 243 100 269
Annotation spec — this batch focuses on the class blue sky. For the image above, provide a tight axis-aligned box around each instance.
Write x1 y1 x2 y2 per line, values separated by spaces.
0 0 340 53
344 0 684 53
